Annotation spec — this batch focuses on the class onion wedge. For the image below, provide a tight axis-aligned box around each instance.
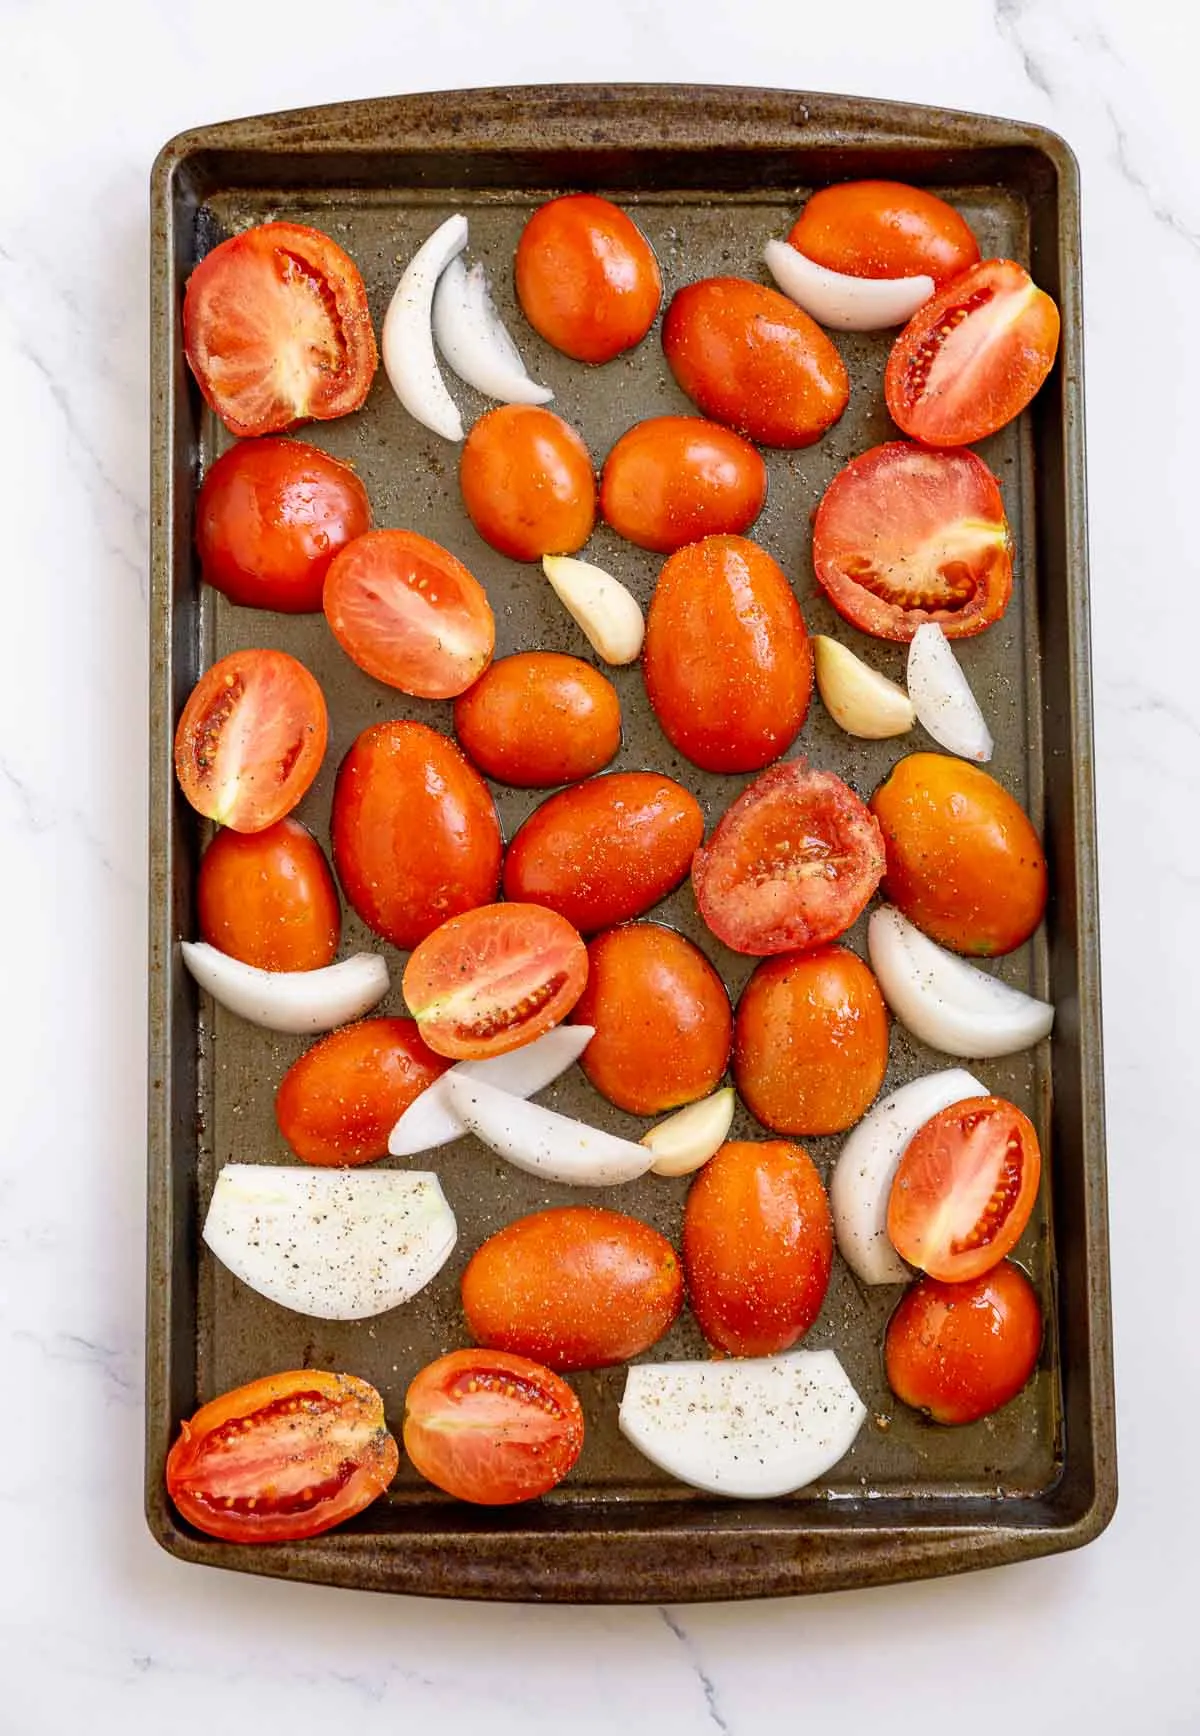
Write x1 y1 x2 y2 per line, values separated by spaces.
907 623 994 762
641 1088 735 1178
867 905 1055 1059
432 256 553 406
203 1164 456 1321
812 635 915 739
445 1073 653 1186
829 1067 987 1284
619 1351 866 1498
180 942 388 1034
764 237 935 332
542 555 645 665
381 213 469 441
388 1024 595 1157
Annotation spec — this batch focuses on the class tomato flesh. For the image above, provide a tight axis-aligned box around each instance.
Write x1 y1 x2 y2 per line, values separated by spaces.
600 416 767 553
812 442 1013 641
515 194 662 364
275 1018 449 1166
197 816 340 971
403 1349 584 1504
460 405 595 561
165 1370 398 1542
789 181 980 287
888 1095 1042 1282
453 652 621 788
886 1262 1043 1425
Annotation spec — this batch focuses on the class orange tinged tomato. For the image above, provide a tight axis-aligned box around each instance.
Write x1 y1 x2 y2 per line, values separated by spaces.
197 817 340 971
789 181 980 288
462 1207 682 1371
683 1140 833 1358
515 194 662 363
331 720 501 951
870 754 1048 956
734 946 888 1136
503 772 704 934
886 1262 1043 1425
274 1017 449 1166
459 404 595 561
600 416 767 553
453 652 621 787
643 535 812 773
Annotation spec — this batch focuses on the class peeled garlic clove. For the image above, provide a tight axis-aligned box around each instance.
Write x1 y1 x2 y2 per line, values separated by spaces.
812 636 915 738
542 555 645 666
642 1088 735 1177
764 238 935 332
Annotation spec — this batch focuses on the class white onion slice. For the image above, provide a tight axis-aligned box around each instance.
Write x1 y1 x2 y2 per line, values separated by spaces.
829 1068 987 1284
445 1073 653 1186
432 256 553 406
381 213 469 441
907 623 994 762
641 1088 735 1178
203 1164 456 1321
619 1351 866 1498
542 555 645 665
867 905 1055 1059
180 942 389 1034
764 238 935 331
812 635 915 739
388 1024 595 1156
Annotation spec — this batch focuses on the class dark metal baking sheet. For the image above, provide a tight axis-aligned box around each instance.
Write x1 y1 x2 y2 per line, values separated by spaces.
148 85 1114 1601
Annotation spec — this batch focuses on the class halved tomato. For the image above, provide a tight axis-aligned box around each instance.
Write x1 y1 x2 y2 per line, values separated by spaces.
886 1262 1043 1425
692 760 885 956
275 1017 449 1166
403 1349 584 1504
165 1369 398 1543
323 529 495 699
402 902 589 1061
812 443 1013 641
789 181 980 288
887 1095 1042 1282
174 649 328 834
183 222 378 437
885 258 1060 447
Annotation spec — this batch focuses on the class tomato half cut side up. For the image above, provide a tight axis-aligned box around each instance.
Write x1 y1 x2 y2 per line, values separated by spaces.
174 649 329 834
402 902 589 1060
165 1370 399 1543
812 443 1013 641
885 258 1060 448
403 1349 584 1504
887 1095 1042 1282
692 760 886 956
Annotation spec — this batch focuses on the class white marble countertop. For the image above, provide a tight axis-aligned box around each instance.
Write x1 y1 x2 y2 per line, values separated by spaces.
2 0 1194 1729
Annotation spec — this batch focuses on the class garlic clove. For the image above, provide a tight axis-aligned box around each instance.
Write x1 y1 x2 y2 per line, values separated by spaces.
812 636 915 739
542 555 645 666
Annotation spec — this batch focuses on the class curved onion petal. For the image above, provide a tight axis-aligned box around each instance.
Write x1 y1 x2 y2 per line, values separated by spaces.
388 1024 595 1157
542 555 645 665
641 1088 735 1177
432 256 553 406
907 622 994 762
445 1073 652 1186
764 238 935 331
180 942 389 1034
381 213 469 440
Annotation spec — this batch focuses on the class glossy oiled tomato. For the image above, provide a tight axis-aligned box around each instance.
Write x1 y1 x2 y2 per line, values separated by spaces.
888 1095 1042 1282
734 947 888 1136
643 535 812 773
196 438 371 613
174 649 328 834
571 923 732 1115
600 417 767 553
812 443 1013 641
453 652 621 787
462 1207 682 1371
885 258 1061 446
683 1140 833 1357
459 405 595 561
503 772 704 934
323 529 495 699
402 902 588 1061
693 760 885 956
870 754 1047 955
165 1370 398 1542
183 222 377 437
331 721 502 950
197 817 340 971
789 181 980 288
403 1349 584 1505
886 1262 1043 1425
662 278 849 448
515 194 662 364
274 1018 449 1166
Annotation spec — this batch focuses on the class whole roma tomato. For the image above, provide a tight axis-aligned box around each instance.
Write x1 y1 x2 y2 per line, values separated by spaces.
683 1140 833 1357
196 438 371 613
870 753 1047 955
663 277 849 448
331 720 502 950
453 652 621 787
515 194 662 363
789 181 980 287
462 1207 682 1371
198 816 340 971
275 1017 449 1166
503 772 704 934
460 405 595 561
643 534 812 773
734 946 888 1136
600 416 767 553
886 1261 1043 1425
